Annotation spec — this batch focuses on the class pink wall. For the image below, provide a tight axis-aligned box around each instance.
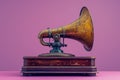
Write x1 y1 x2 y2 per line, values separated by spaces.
0 0 120 71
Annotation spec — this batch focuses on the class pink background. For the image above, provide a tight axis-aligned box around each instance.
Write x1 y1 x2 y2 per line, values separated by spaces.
0 0 120 71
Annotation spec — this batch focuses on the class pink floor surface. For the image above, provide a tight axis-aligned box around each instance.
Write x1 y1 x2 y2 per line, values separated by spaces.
0 71 120 80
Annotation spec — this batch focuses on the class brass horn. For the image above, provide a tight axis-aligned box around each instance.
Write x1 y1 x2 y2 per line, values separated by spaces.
38 7 94 51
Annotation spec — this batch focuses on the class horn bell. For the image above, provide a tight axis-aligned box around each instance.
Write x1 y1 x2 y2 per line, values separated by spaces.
38 7 94 51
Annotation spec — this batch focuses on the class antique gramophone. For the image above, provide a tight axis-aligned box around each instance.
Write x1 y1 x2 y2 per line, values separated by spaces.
22 7 97 76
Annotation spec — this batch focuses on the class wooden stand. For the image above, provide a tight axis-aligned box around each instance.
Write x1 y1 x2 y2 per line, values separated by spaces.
22 56 97 76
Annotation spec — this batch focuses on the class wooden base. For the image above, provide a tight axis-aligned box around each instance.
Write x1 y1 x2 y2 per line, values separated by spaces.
22 56 97 76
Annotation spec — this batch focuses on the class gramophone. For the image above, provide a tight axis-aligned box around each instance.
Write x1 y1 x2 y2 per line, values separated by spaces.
22 7 97 76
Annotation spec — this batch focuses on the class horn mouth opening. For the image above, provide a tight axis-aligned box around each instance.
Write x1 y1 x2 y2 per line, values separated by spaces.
80 7 94 51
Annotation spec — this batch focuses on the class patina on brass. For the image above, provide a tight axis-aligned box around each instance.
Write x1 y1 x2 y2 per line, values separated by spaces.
38 7 94 51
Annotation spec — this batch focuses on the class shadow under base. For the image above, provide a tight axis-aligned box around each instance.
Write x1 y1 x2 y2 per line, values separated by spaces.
22 72 96 76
